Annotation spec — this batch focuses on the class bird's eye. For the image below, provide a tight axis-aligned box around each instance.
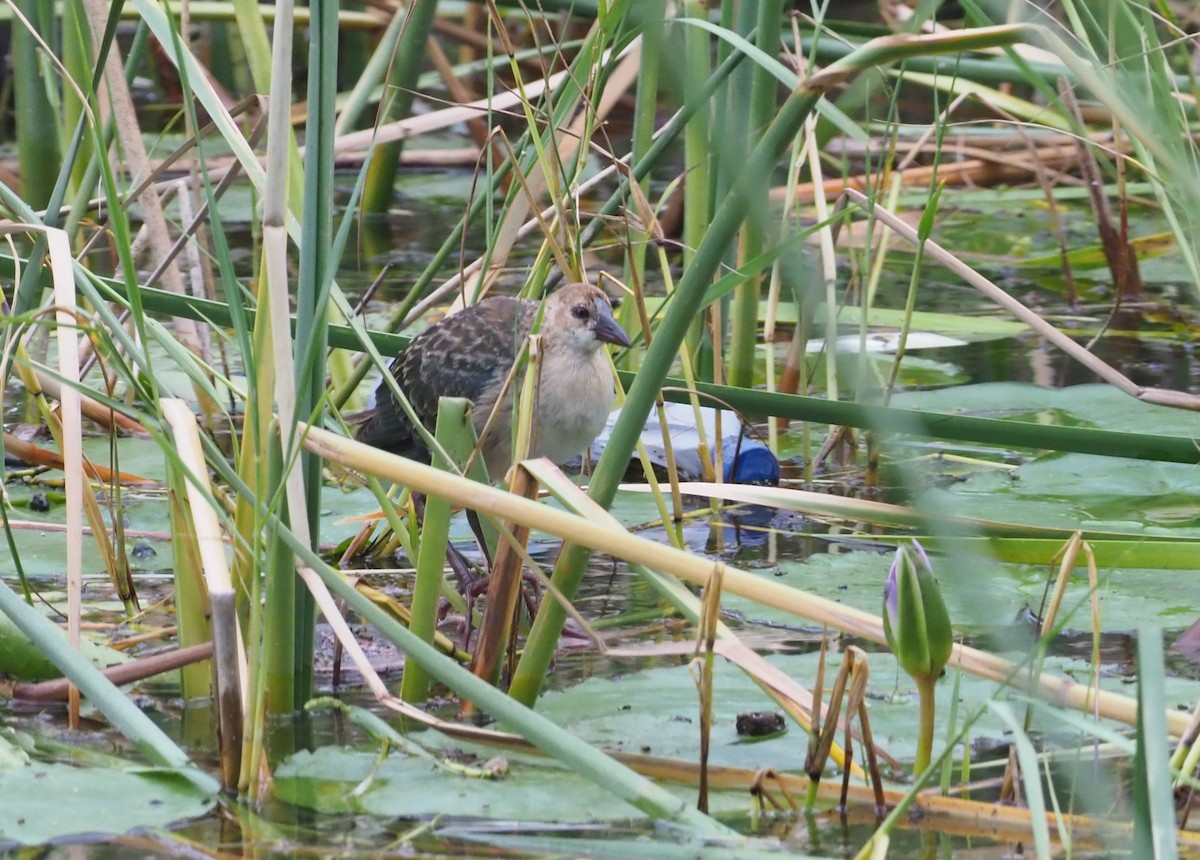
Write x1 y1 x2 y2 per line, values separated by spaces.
571 304 590 320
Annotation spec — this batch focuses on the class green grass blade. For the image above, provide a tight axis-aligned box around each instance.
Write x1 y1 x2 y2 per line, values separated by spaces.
1134 627 1180 860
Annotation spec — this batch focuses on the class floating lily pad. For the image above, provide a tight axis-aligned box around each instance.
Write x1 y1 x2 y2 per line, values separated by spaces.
893 382 1200 437
0 763 214 846
275 743 751 821
0 612 129 681
539 647 1194 777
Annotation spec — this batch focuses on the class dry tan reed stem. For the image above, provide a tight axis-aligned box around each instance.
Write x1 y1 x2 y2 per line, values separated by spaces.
162 398 245 790
301 425 1190 737
48 228 83 727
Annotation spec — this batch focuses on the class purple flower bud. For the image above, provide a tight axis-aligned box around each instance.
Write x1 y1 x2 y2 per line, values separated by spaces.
882 540 952 682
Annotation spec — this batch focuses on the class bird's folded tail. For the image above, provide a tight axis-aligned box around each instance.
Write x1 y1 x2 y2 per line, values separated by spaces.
352 385 422 460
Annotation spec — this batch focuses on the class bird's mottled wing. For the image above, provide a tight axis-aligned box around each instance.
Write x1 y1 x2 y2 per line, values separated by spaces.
355 297 532 459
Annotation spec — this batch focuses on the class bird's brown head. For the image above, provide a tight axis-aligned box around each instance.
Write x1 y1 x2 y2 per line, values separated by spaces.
542 283 632 353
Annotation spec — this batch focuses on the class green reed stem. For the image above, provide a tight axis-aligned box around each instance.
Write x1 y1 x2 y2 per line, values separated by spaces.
361 0 440 215
400 398 474 706
509 23 1028 707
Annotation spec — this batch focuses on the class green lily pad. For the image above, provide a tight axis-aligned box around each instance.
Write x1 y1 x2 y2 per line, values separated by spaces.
892 382 1200 437
0 764 214 846
275 743 751 821
0 612 130 681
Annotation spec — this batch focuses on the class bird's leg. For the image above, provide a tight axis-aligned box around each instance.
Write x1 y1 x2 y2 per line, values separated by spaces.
411 493 485 593
410 496 493 651
458 508 546 654
454 510 497 649
519 575 540 623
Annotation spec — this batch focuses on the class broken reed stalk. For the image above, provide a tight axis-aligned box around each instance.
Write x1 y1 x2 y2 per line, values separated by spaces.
163 399 244 790
468 464 540 690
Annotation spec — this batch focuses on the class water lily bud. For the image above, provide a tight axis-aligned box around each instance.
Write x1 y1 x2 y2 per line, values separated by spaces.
883 541 953 682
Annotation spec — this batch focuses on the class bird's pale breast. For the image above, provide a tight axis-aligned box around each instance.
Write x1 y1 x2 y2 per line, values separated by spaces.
526 345 614 465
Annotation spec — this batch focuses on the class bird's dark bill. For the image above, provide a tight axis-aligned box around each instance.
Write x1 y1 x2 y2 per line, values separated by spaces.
593 304 632 348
